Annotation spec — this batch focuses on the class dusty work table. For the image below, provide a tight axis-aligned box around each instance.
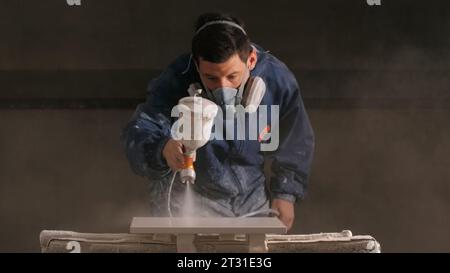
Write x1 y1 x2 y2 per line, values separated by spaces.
130 217 287 252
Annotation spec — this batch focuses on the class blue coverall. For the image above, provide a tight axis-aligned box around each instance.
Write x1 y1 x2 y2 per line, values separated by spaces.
121 44 315 217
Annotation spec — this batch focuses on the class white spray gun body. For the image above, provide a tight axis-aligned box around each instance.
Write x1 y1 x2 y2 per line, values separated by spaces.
173 91 218 184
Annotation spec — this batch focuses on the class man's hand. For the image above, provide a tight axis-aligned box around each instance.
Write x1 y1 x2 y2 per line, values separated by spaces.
271 198 295 231
162 139 185 171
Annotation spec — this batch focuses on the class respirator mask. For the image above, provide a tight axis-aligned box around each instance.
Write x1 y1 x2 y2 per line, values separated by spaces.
190 64 266 117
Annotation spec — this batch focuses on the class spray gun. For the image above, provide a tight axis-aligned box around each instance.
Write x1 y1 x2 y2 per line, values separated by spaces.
176 90 218 184
167 91 218 216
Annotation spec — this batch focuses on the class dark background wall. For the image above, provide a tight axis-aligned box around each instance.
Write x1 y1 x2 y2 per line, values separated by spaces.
1 0 449 252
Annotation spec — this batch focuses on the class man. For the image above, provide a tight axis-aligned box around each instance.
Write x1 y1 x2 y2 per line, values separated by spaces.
122 13 314 230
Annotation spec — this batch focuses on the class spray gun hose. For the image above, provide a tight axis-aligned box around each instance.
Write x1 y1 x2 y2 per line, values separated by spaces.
167 171 178 218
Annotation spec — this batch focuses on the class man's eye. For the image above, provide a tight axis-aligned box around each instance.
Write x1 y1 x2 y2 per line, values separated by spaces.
207 77 217 81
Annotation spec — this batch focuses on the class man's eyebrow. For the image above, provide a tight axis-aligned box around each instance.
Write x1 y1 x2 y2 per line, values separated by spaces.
203 72 239 77
203 73 217 78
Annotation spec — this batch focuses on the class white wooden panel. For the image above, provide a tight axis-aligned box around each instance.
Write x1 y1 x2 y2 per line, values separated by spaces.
130 217 286 234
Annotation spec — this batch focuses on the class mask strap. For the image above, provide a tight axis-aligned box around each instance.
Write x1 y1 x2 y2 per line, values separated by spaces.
235 67 250 106
194 61 214 101
195 20 247 36
181 54 193 75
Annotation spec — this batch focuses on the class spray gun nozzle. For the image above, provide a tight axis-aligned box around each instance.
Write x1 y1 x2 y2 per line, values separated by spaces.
181 178 195 185
180 169 196 184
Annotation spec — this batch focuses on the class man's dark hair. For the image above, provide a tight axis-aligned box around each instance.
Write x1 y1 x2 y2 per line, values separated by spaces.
192 13 252 64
